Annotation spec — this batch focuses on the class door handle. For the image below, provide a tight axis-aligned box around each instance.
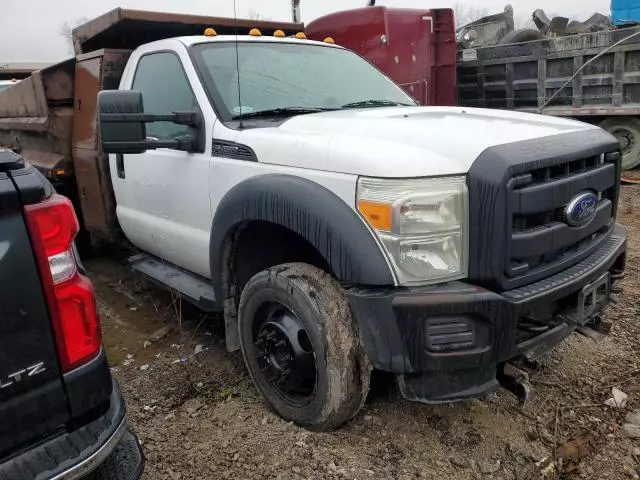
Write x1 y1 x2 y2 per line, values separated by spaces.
116 153 125 179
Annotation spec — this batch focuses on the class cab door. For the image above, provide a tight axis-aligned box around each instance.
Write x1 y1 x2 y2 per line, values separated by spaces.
110 44 215 278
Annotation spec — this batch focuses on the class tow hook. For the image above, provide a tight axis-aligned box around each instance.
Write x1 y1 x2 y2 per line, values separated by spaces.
498 363 534 408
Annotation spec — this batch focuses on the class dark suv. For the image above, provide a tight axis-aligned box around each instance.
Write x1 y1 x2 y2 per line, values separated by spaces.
0 150 143 480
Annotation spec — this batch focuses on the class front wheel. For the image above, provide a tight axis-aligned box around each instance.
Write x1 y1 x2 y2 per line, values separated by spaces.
238 263 370 431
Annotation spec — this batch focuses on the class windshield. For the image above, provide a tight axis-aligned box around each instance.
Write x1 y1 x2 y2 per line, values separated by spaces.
0 83 15 93
191 41 416 120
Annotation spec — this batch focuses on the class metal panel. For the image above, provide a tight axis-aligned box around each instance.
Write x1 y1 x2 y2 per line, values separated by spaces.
457 26 640 116
73 8 304 55
72 50 129 241
306 6 457 107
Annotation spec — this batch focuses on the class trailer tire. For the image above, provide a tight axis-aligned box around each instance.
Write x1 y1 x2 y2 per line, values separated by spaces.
599 117 640 170
238 263 371 431
499 29 544 45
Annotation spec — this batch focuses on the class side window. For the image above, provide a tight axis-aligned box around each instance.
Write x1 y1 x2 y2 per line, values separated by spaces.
132 52 196 140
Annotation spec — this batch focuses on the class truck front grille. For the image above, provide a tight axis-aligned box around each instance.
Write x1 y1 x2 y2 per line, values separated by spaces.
506 154 617 281
466 129 621 292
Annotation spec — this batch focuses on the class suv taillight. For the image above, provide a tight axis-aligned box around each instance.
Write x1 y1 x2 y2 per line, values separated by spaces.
25 194 102 373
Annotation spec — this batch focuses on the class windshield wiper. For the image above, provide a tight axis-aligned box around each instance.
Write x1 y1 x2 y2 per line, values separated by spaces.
341 100 415 109
232 107 335 120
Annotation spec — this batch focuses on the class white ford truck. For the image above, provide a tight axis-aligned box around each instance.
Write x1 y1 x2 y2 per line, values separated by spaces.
0 11 627 431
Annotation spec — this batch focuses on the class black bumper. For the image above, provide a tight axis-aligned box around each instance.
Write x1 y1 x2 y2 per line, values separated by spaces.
347 225 627 404
0 381 144 480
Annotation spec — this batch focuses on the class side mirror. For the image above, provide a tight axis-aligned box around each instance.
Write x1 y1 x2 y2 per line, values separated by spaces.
99 91 147 154
98 90 202 154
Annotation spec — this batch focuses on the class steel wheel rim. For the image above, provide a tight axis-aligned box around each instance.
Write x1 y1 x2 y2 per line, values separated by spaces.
253 302 317 406
612 127 633 154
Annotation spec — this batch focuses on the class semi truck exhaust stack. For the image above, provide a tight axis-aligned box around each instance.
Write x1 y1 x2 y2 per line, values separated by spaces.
292 0 300 22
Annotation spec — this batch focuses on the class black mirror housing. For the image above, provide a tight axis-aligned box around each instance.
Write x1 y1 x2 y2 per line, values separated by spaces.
98 90 148 154
98 90 203 154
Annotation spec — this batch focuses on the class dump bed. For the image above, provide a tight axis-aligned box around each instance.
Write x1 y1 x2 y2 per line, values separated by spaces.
457 26 640 116
0 59 76 175
72 8 303 55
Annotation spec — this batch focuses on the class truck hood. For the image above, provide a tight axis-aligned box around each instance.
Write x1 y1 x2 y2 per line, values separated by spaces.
235 107 598 177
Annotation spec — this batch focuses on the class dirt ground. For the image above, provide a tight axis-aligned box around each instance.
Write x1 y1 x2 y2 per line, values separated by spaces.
86 181 640 480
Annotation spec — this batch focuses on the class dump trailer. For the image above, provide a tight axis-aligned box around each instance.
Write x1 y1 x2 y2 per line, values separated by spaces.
457 26 640 170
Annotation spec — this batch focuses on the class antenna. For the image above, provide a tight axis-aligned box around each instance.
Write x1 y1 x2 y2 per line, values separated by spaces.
233 0 244 129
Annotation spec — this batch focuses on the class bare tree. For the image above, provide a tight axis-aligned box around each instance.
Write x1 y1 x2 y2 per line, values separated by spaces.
246 9 272 21
58 17 89 55
453 2 490 29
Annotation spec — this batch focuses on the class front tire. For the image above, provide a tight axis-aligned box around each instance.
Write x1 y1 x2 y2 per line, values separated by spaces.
238 263 370 431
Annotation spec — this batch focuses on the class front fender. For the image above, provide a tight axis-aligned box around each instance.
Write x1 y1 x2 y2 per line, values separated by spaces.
209 174 395 302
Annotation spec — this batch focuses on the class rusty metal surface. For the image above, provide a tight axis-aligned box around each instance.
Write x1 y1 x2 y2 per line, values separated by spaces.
72 148 118 241
0 109 74 170
0 71 48 118
42 59 75 102
17 149 66 172
0 59 75 118
72 8 304 54
73 57 102 151
0 59 75 173
71 49 129 240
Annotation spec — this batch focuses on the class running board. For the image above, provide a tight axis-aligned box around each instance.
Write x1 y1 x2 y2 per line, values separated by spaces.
129 254 217 312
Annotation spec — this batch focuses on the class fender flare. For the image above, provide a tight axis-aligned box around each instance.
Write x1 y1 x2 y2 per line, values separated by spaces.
209 174 395 303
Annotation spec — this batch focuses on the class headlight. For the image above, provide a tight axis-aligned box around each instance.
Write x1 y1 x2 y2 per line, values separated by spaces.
357 176 469 286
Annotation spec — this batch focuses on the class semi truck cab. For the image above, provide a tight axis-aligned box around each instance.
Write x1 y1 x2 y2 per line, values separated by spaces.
97 30 626 430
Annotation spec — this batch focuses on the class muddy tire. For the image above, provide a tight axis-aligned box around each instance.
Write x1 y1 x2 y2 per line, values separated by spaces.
599 117 640 171
238 263 370 431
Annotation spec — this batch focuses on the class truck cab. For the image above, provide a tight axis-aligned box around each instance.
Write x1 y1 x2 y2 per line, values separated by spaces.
98 29 626 430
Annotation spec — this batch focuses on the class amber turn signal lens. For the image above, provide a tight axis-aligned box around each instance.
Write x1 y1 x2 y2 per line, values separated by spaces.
358 201 392 232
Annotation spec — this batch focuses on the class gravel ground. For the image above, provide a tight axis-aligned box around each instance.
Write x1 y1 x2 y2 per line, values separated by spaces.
86 182 640 480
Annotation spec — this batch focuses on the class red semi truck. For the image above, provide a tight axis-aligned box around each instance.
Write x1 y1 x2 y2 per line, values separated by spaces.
306 5 457 107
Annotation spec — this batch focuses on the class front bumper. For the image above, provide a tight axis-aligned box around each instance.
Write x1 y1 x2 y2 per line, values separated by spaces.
347 225 627 404
0 381 144 480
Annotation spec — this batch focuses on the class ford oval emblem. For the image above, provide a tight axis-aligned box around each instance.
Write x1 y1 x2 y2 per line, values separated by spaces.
565 191 598 227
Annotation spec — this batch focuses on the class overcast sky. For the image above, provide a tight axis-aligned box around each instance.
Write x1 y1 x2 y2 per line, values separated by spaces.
0 0 610 62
